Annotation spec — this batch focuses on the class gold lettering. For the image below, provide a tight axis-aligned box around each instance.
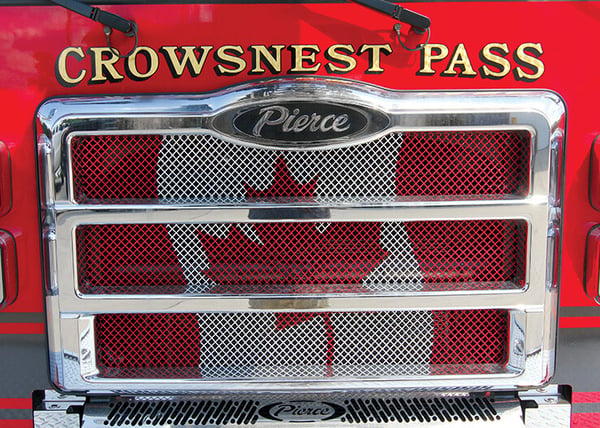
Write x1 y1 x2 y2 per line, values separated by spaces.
288 45 321 73
55 46 86 87
479 43 511 79
87 47 124 84
214 45 246 76
249 45 284 74
324 44 357 74
418 44 449 75
514 43 544 82
125 46 159 81
442 44 477 77
358 44 392 73
159 46 213 77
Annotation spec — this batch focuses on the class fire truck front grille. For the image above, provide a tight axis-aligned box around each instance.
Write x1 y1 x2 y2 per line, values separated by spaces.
76 220 527 295
95 310 509 379
70 130 530 204
38 80 563 393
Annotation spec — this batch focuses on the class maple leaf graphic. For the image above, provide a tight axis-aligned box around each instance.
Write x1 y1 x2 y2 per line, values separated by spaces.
198 156 388 293
197 156 388 372
245 156 317 202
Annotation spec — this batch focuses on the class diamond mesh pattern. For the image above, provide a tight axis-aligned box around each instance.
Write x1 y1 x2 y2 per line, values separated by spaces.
431 310 509 375
95 313 203 379
95 310 509 379
405 220 527 288
396 131 529 197
71 135 161 202
76 224 187 294
76 220 527 295
70 131 530 203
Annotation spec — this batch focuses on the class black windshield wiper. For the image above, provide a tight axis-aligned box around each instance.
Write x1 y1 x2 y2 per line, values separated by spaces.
350 0 430 33
48 0 136 36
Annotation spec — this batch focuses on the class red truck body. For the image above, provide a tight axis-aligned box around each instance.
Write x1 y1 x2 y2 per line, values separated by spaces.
0 1 599 426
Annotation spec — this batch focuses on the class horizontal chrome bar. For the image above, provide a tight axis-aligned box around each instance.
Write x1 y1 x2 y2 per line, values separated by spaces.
58 294 546 314
52 204 548 225
52 198 549 215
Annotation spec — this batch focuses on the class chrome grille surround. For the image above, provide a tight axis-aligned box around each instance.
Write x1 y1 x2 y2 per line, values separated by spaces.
37 77 564 393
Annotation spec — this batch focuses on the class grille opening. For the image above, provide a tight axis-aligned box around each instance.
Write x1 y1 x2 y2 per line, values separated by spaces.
95 310 510 379
76 220 527 295
70 130 531 204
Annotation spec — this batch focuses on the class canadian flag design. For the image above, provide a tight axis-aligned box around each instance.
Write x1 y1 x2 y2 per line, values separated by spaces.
154 137 432 378
156 135 424 294
81 133 517 378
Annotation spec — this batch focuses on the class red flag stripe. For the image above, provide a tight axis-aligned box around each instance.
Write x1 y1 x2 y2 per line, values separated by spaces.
572 412 600 428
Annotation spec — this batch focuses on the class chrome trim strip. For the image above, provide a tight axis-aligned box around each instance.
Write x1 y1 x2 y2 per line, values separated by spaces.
78 316 98 378
60 295 539 313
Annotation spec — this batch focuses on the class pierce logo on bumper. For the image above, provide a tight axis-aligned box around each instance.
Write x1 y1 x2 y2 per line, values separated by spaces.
259 401 345 422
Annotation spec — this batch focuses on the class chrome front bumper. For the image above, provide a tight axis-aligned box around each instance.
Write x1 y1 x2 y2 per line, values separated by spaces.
33 386 571 427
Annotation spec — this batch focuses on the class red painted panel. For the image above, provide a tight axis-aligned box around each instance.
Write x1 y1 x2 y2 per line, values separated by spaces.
0 323 44 335
573 412 600 428
0 0 598 401
0 399 31 409
0 421 32 428
0 142 11 217
559 317 600 329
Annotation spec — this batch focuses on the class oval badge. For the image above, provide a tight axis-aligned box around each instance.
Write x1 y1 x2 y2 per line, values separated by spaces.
258 400 345 422
232 102 375 143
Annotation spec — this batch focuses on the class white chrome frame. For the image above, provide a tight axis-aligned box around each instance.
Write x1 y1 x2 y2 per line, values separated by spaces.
37 77 565 393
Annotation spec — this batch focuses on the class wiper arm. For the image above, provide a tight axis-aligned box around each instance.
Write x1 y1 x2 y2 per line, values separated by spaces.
48 0 136 36
349 0 430 33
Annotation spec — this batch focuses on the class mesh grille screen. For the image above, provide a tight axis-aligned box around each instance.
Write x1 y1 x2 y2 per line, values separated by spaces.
95 310 509 379
70 131 530 203
72 134 161 201
76 220 527 295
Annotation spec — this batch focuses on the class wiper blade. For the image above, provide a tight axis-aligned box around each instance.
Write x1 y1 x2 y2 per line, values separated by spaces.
349 0 430 33
48 0 136 36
